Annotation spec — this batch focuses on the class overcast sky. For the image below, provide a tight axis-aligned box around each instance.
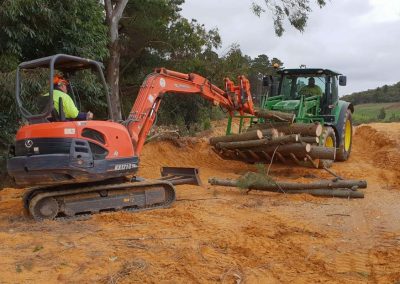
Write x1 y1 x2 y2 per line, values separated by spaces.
181 0 400 95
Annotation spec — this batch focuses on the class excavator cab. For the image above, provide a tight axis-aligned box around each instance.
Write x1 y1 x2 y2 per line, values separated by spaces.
9 54 139 187
16 54 113 124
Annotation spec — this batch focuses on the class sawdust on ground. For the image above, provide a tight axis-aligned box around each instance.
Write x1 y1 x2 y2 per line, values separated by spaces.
0 122 400 283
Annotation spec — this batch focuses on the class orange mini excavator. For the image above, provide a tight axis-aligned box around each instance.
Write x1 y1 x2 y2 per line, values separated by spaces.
7 54 254 220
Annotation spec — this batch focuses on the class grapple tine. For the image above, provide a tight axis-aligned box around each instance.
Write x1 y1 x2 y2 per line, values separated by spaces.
160 167 202 186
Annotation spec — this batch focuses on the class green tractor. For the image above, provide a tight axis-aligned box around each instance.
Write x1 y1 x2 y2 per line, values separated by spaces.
226 68 354 163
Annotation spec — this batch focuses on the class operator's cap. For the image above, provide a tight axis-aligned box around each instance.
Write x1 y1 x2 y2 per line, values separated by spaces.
53 74 69 86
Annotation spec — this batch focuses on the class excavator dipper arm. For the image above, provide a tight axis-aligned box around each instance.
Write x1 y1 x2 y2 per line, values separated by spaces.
126 68 254 154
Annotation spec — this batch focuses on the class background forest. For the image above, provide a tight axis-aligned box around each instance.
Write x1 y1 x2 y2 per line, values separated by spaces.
0 0 285 151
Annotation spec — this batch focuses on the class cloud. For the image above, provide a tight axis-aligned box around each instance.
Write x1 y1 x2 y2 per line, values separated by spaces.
181 0 400 95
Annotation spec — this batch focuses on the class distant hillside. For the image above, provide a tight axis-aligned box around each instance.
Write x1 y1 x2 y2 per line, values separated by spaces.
353 102 400 124
342 82 400 105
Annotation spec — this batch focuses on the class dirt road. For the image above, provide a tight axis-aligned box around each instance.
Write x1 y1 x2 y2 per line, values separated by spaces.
0 122 399 283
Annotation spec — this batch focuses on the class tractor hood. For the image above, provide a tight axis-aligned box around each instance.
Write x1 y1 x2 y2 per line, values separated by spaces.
271 100 300 112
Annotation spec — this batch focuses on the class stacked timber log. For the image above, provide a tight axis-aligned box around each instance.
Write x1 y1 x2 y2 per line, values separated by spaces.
210 122 333 166
210 110 333 167
208 173 367 198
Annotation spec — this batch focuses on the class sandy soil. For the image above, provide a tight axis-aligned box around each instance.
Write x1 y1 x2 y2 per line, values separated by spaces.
0 122 400 283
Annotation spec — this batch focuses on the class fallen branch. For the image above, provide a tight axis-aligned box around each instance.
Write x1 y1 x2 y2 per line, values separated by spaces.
208 173 366 199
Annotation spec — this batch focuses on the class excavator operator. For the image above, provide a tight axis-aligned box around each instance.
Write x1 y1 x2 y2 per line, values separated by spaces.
43 75 93 120
299 77 322 97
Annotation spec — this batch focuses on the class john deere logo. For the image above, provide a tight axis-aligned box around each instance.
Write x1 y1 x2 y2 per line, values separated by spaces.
25 140 33 148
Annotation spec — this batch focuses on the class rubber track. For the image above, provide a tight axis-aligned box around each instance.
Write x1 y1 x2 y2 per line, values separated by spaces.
26 179 176 221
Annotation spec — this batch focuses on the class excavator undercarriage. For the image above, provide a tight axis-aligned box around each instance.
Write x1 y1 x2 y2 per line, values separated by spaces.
23 178 176 221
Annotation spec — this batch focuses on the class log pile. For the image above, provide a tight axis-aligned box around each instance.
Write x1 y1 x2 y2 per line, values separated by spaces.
210 112 333 167
208 173 367 198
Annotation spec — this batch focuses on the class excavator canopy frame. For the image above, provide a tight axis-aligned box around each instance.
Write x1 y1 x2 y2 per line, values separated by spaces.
15 54 113 123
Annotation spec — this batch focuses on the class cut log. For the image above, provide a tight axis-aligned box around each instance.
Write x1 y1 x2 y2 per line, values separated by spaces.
253 143 311 157
216 134 299 150
210 130 263 146
275 123 323 137
249 121 291 131
255 109 296 123
268 134 299 146
308 146 336 160
261 128 279 138
208 177 367 190
300 136 320 144
217 138 269 149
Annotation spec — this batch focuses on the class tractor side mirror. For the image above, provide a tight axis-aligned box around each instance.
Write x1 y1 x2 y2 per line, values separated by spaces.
262 76 271 87
339 75 347 86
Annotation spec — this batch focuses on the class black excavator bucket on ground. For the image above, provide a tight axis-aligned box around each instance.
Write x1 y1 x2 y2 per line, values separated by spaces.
159 167 202 186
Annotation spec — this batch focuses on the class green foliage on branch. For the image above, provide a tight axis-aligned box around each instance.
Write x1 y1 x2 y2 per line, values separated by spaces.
0 0 108 66
251 0 326 36
0 0 108 149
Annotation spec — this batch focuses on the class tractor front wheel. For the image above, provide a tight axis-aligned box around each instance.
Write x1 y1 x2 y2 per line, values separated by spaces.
336 109 353 161
319 126 336 168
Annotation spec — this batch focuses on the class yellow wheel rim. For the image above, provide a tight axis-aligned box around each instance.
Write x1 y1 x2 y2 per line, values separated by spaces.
344 120 352 151
325 136 334 147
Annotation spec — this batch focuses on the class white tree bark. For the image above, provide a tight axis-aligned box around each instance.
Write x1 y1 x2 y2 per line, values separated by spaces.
104 0 128 121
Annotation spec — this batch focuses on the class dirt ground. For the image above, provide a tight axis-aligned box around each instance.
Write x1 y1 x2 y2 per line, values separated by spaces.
1 122 400 283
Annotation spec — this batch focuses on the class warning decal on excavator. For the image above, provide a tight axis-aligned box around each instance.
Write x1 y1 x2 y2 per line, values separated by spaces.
159 78 166 88
174 84 190 89
64 128 76 135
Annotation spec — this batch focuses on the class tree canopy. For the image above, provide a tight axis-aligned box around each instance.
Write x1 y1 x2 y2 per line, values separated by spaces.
0 0 330 148
342 82 400 105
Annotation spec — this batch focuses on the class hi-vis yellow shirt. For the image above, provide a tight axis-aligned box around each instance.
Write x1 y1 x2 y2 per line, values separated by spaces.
43 90 79 119
299 85 323 97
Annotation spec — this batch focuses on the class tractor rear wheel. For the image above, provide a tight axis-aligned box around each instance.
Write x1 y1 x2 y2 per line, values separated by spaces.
336 109 353 161
318 126 336 168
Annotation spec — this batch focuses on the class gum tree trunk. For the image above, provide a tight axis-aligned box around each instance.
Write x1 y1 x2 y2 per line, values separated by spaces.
104 0 128 121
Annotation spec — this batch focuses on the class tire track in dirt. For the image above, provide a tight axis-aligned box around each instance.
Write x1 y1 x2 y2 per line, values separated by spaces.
329 124 400 282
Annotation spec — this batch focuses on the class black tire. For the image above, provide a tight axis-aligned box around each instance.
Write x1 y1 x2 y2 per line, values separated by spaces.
336 109 353 161
318 126 336 168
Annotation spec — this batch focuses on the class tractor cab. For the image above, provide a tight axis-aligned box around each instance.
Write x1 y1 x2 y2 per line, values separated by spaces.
225 67 354 162
15 54 113 124
263 68 347 124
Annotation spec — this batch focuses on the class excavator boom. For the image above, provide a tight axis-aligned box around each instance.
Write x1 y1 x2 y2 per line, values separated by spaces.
125 68 254 154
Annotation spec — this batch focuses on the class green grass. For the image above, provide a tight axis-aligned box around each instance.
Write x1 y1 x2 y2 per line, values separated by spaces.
352 102 400 124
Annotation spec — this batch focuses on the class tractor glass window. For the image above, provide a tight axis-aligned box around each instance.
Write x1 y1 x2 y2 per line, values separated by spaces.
296 76 326 97
280 76 294 98
331 76 338 101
